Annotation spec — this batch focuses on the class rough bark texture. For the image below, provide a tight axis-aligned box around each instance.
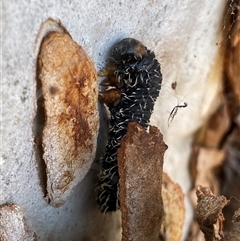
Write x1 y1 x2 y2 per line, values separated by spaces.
118 122 167 241
36 19 99 206
195 186 229 241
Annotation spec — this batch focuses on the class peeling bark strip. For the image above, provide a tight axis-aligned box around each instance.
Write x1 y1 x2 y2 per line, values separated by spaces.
224 0 240 108
118 122 167 241
196 186 229 241
161 173 185 241
0 203 36 241
35 19 99 206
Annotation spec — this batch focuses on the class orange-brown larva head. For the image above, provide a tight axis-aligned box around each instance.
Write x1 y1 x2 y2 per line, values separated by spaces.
109 38 147 65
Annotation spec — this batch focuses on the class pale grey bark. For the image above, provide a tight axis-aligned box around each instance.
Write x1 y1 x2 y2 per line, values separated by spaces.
2 1 225 240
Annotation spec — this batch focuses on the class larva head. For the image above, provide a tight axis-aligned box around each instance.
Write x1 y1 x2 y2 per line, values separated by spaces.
109 38 147 66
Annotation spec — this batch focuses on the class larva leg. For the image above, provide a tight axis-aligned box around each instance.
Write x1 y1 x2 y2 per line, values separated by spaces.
98 89 121 106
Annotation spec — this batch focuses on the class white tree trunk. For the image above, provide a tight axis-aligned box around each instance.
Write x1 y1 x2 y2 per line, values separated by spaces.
2 1 225 240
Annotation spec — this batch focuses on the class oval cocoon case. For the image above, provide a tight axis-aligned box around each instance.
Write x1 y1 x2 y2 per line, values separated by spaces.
37 20 99 206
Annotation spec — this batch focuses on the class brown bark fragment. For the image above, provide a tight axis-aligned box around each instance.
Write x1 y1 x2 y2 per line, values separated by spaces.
118 122 167 241
196 186 229 241
0 204 37 241
161 173 185 241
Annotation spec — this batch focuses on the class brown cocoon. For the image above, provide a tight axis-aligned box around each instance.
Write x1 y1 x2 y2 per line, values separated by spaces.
37 21 99 206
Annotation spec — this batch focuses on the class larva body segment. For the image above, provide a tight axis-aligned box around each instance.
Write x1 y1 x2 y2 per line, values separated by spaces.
97 38 162 212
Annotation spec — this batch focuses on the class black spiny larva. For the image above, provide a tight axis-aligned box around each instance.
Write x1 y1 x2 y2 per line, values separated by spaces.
96 38 162 212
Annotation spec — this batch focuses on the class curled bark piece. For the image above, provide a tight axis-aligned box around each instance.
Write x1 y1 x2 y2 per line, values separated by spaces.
0 203 36 241
118 122 167 241
193 147 225 196
36 19 99 206
161 173 185 241
196 185 229 241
